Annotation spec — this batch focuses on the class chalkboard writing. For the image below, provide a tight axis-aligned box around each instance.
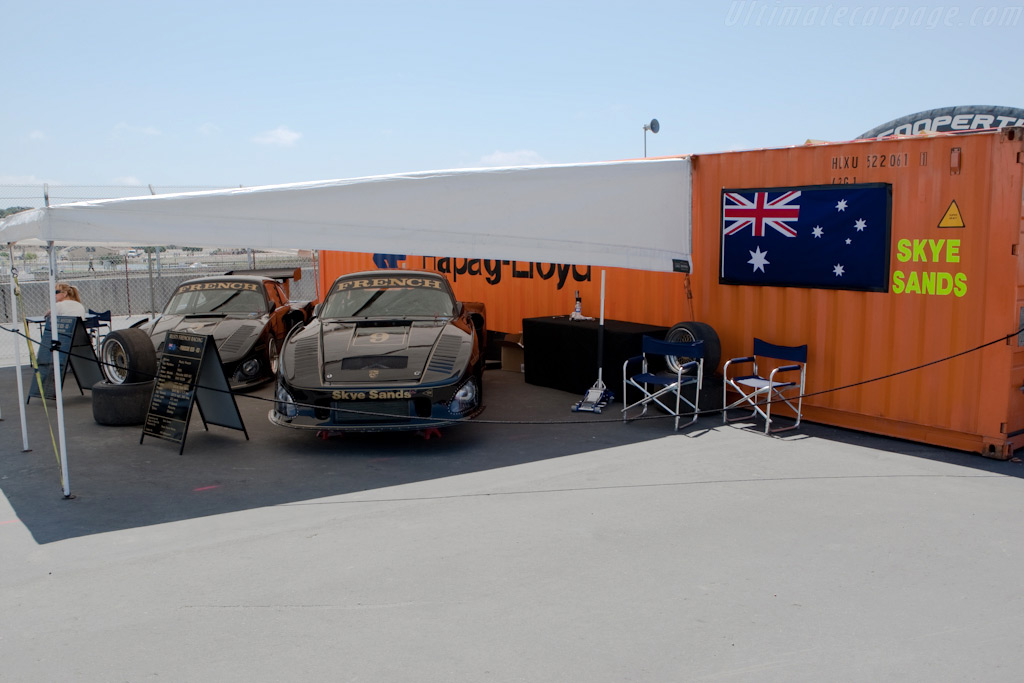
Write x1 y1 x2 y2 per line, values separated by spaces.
141 331 247 454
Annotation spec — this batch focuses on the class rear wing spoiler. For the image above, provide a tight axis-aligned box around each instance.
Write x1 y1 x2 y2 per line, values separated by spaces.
223 267 302 282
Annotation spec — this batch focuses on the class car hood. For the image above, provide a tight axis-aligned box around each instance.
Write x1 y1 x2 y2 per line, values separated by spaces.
148 313 266 362
283 319 471 386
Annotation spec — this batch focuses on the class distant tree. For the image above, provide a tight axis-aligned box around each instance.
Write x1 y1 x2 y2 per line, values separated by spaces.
182 246 203 253
1 206 32 218
142 246 166 254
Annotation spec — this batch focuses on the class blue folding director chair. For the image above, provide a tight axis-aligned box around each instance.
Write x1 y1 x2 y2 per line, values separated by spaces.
723 338 808 434
83 309 112 352
622 336 704 430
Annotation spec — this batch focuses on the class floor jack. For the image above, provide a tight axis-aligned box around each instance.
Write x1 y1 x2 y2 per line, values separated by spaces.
572 376 613 413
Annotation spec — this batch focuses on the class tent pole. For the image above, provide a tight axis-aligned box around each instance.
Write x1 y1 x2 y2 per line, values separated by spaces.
312 249 320 302
7 243 30 451
47 242 71 498
597 270 606 386
570 269 610 413
124 254 131 316
147 250 156 314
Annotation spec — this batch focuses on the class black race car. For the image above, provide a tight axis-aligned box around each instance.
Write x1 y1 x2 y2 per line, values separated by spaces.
100 272 314 389
269 270 486 432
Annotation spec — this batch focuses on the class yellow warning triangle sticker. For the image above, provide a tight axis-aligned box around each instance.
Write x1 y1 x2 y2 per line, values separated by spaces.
938 199 965 228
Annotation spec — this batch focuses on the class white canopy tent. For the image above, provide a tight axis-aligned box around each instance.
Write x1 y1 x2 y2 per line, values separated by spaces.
0 158 692 271
1 157 694 496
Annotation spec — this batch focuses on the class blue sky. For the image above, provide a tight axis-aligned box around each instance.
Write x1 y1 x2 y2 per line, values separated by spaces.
3 1 1022 189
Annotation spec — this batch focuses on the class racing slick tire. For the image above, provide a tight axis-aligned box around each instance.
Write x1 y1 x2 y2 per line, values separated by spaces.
665 321 722 413
100 328 158 385
665 321 721 374
91 379 156 426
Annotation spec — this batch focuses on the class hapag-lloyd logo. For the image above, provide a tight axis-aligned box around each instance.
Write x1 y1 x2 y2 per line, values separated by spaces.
419 256 591 289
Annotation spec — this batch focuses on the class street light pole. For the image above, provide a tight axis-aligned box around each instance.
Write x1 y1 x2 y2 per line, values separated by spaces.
643 118 660 157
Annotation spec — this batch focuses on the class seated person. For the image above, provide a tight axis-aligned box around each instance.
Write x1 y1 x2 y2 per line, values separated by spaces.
47 283 88 319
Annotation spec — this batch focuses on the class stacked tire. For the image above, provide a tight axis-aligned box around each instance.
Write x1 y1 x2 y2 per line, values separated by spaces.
100 329 158 384
92 379 156 426
664 321 722 414
93 328 159 426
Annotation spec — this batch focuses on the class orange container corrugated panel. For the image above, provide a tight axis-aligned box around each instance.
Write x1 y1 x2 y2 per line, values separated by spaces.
689 128 1024 457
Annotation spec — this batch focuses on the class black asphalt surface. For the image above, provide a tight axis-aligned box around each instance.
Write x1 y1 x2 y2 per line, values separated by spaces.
2 367 693 544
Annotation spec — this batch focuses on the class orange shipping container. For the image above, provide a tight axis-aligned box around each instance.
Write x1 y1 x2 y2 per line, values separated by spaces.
320 128 1024 458
689 128 1024 458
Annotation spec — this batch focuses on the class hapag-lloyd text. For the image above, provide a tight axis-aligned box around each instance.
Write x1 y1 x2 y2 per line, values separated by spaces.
421 256 592 289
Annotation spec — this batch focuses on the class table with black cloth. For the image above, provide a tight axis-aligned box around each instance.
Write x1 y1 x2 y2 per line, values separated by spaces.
522 316 669 397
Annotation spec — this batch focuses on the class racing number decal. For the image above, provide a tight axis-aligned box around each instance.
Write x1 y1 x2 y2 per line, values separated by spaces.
369 332 389 343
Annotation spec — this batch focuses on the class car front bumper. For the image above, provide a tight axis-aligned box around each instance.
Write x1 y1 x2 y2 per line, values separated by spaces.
268 376 483 432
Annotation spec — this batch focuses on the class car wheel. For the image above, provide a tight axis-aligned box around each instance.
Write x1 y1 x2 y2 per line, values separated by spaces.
91 379 155 426
101 328 158 385
268 337 280 375
665 321 721 375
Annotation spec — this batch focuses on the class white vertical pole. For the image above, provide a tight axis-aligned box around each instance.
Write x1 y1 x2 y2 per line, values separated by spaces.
147 250 156 314
8 243 30 451
47 243 71 497
312 249 320 302
596 270 606 386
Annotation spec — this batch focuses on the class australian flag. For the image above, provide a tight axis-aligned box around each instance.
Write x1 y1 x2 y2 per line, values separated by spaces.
719 183 891 292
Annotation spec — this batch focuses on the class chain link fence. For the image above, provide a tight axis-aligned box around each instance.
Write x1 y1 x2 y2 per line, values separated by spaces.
0 184 321 365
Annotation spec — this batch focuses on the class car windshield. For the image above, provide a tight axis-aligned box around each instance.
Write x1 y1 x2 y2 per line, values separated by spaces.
164 284 268 315
321 280 455 319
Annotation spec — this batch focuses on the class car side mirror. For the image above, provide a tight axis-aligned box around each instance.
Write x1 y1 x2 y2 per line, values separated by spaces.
313 303 323 317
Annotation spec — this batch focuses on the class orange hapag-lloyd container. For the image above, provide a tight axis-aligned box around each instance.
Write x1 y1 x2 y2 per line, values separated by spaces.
319 127 1024 458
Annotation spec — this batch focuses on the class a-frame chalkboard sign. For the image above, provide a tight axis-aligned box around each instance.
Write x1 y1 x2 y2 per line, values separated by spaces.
28 316 104 403
140 331 248 454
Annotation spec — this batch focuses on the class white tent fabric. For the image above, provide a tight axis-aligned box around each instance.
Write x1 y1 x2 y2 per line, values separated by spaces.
0 158 693 273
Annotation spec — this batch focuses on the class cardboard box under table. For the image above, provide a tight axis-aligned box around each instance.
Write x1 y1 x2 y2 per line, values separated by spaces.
522 316 668 397
500 333 525 372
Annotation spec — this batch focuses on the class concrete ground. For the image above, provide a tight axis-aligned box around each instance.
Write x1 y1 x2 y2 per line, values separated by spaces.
1 366 1023 682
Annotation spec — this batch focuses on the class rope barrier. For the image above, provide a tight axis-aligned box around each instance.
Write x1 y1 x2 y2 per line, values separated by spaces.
2 322 1021 428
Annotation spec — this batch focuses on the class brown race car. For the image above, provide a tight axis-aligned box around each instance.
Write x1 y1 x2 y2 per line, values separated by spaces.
100 271 315 389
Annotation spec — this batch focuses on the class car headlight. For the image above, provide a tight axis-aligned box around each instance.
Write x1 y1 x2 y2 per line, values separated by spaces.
448 378 479 417
236 358 261 380
275 382 297 418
